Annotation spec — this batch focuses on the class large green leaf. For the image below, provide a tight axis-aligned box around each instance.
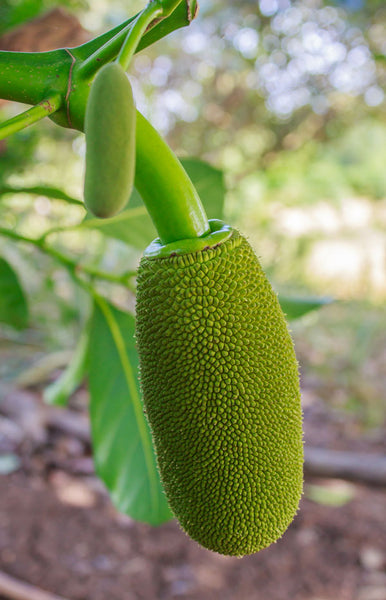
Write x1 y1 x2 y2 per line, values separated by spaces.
279 295 332 320
0 257 28 329
88 298 172 525
180 157 225 220
81 158 226 249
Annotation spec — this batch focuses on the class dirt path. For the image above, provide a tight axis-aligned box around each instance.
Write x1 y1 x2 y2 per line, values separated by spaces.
0 470 385 600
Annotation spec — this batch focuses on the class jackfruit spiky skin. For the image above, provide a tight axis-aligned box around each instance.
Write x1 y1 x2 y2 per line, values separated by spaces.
136 229 303 556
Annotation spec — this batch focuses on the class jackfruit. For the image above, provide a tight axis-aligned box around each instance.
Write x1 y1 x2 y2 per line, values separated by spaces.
135 225 303 556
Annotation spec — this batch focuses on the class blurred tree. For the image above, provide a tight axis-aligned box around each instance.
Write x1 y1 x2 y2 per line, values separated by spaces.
0 0 88 36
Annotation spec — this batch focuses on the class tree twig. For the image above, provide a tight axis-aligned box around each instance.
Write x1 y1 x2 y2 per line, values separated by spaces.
0 185 83 207
304 447 386 487
0 570 69 600
0 226 136 289
0 94 62 141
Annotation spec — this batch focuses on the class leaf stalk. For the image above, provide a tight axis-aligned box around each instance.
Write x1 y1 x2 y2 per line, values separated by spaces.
0 94 62 141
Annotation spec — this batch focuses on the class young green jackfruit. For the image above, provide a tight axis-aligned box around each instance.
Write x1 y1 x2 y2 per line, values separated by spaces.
84 62 136 218
135 228 303 557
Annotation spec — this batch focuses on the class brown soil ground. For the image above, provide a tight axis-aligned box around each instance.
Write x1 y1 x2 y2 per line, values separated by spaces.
1 473 386 600
0 386 385 600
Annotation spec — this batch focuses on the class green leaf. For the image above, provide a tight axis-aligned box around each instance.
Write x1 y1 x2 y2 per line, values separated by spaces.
306 483 355 507
0 258 28 329
81 158 226 249
88 298 172 525
279 295 332 320
180 157 225 220
0 185 83 207
44 325 89 407
82 201 156 250
0 0 44 36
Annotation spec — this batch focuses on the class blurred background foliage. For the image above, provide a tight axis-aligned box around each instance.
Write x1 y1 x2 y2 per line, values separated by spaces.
0 0 385 432
0 0 87 36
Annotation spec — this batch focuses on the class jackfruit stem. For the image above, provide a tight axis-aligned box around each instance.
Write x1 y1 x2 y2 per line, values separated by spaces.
117 3 163 72
135 111 210 245
117 1 185 72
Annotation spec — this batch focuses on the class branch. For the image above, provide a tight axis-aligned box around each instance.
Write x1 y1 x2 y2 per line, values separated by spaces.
0 94 62 141
0 227 136 289
74 0 197 60
304 447 386 487
0 49 70 106
0 1 198 108
78 0 195 79
0 185 83 206
0 570 68 600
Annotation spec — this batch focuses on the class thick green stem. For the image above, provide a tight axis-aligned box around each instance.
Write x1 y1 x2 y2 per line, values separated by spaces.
0 50 70 106
0 3 204 247
135 112 210 244
0 1 197 117
78 21 135 81
0 94 62 141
